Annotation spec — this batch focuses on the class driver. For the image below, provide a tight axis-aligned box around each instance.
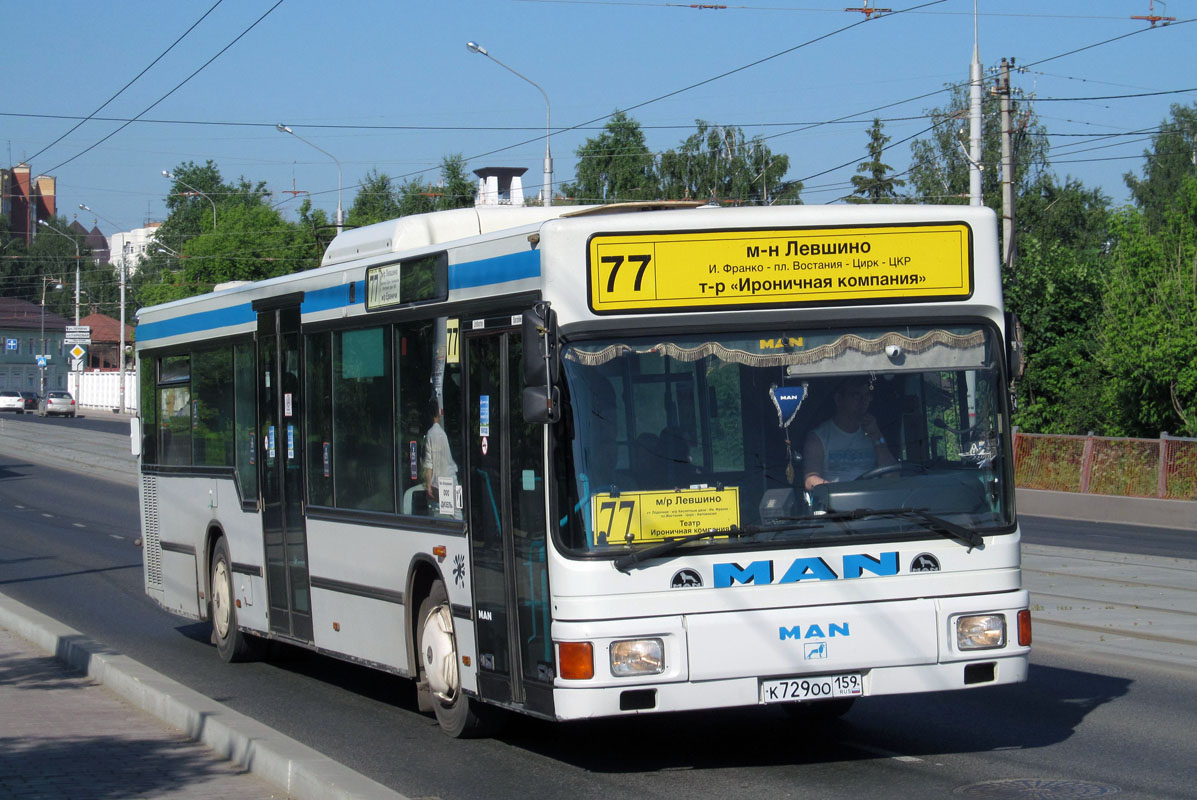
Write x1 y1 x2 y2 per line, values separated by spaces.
803 376 896 490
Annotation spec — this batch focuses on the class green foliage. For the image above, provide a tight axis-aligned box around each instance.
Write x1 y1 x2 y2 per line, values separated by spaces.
347 168 402 227
562 110 658 203
1096 177 1197 437
178 203 311 286
1124 103 1197 232
1007 234 1105 434
908 81 1049 208
658 121 797 204
847 118 905 203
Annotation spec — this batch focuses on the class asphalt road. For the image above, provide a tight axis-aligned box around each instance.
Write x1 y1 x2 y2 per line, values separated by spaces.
1 450 1193 799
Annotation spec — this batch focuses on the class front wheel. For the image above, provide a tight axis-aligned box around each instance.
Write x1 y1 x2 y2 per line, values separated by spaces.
211 537 263 663
417 579 501 738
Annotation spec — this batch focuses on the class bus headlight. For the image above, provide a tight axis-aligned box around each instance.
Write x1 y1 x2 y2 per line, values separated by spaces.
610 638 664 676
956 614 1006 650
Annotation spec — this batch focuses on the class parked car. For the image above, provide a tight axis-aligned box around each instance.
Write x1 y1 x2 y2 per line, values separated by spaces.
20 391 39 411
0 390 25 413
38 391 77 418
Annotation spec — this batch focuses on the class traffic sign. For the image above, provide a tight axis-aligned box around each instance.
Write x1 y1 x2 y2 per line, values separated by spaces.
65 325 91 335
69 344 87 360
36 356 47 368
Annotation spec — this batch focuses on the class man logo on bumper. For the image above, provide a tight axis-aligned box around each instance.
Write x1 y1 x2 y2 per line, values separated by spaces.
671 568 703 588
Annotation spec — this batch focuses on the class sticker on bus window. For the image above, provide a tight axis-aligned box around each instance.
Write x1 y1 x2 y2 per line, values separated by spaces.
480 395 490 437
438 477 455 515
286 425 295 459
285 393 293 417
267 426 276 459
409 441 418 480
590 486 740 546
324 442 331 477
445 319 460 364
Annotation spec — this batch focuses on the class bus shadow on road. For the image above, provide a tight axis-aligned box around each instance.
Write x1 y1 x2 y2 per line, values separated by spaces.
501 662 1131 771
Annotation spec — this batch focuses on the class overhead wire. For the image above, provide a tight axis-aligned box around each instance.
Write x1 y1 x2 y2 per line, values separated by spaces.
43 0 289 174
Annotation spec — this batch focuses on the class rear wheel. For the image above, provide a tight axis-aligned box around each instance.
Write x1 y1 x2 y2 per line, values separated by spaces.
211 537 263 663
417 579 501 738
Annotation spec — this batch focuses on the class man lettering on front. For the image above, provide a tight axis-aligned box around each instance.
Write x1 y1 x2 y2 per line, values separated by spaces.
804 377 896 490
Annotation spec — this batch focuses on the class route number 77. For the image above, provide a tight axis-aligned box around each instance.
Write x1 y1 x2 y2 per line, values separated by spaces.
596 499 638 544
601 254 652 293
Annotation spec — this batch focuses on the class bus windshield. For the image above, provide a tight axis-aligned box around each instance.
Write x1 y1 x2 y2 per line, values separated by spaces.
556 323 1011 555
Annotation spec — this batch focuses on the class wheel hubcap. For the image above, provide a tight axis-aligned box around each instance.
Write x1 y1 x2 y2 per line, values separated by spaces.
420 604 458 702
212 560 231 638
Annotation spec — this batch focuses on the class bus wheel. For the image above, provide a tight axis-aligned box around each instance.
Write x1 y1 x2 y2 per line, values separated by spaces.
782 697 856 721
211 537 262 663
417 579 500 738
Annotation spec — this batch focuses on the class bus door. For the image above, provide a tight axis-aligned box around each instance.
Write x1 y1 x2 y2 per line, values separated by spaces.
255 303 313 643
465 323 553 715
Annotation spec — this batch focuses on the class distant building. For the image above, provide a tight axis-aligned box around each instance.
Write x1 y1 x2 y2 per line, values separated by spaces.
70 219 111 265
108 222 163 275
77 312 133 371
474 167 528 207
1 163 57 244
0 297 69 393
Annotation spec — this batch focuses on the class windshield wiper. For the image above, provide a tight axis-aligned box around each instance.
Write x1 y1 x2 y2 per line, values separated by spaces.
613 527 751 573
793 507 983 549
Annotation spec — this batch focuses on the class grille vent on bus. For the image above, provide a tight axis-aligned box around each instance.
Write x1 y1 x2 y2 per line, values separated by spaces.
142 475 163 590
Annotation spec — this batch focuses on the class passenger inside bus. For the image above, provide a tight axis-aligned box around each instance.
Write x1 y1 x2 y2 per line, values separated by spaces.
803 376 896 490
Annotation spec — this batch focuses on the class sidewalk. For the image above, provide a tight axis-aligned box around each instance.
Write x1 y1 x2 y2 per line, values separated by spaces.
0 593 408 800
0 624 282 800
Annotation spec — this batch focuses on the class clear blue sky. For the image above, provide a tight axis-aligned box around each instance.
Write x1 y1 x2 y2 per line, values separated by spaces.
4 0 1194 235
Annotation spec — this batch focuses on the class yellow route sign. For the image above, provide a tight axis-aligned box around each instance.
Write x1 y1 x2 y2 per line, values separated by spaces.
591 486 740 546
588 223 972 313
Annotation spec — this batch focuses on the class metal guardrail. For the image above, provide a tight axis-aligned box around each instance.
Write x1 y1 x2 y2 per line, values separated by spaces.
1015 430 1197 501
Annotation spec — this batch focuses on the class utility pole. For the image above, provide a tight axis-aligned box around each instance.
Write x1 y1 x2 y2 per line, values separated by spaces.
119 242 128 414
995 57 1016 273
968 1 983 207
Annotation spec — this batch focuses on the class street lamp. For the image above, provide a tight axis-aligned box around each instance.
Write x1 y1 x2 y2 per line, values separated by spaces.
39 277 64 397
76 203 129 414
467 41 553 207
162 170 217 230
275 124 343 234
37 219 80 325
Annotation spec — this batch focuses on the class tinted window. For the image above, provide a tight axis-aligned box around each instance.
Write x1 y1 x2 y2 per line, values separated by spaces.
333 327 394 511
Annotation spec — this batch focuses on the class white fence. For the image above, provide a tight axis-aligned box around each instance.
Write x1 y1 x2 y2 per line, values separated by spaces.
67 370 139 413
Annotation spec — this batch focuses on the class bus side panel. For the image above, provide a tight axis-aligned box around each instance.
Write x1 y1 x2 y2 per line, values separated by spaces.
304 519 416 671
213 478 269 636
153 474 211 620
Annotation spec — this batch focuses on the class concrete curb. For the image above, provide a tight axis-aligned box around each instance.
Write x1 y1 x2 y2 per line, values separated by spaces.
0 591 409 800
1017 488 1197 531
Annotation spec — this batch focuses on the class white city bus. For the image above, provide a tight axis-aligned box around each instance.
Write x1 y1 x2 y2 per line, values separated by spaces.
135 202 1030 737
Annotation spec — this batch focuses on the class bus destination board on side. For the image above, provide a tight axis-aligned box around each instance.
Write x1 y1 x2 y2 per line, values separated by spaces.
587 223 972 313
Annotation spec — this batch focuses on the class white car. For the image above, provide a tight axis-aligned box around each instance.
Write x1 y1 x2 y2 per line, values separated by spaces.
0 390 27 413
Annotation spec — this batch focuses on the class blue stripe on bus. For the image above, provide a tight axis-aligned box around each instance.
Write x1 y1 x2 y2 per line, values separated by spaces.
137 303 256 342
137 251 539 343
449 250 539 289
302 282 360 313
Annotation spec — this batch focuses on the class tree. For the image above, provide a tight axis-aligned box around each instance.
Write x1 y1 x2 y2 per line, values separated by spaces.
562 110 658 203
1124 103 1197 232
658 120 799 204
1095 175 1197 437
907 82 1049 209
848 118 905 203
347 169 402 227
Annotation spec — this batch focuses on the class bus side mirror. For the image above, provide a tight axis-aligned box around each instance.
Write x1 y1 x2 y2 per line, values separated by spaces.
130 416 142 457
522 302 561 424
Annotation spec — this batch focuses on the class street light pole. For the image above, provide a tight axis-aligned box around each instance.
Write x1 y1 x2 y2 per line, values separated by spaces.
467 41 553 207
37 220 80 325
162 170 217 230
275 125 343 233
39 277 64 396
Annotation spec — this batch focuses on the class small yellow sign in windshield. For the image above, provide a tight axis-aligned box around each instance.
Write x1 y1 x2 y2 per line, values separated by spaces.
588 223 971 313
591 487 740 546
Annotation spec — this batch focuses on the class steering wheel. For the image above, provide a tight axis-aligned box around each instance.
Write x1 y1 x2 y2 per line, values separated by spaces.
856 461 927 480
